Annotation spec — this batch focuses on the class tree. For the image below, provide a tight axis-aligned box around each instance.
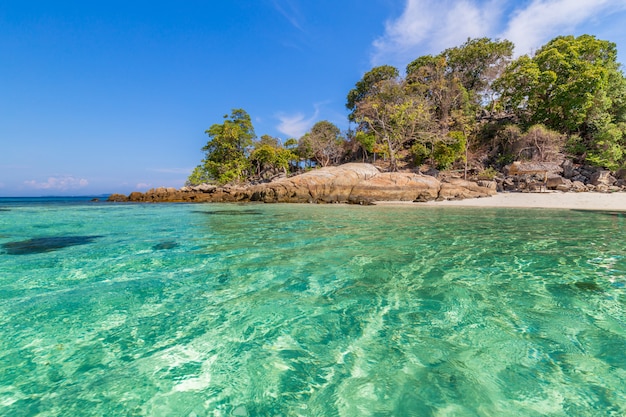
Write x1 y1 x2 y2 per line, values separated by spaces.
354 78 433 171
304 121 346 167
249 135 295 178
406 54 468 132
405 39 513 174
443 37 514 109
495 34 626 168
187 109 255 185
346 65 400 121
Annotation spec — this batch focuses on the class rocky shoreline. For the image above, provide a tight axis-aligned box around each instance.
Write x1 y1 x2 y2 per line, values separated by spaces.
107 161 626 204
107 163 497 204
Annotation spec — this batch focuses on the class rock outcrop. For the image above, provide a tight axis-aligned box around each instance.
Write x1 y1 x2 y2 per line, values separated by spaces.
499 160 626 193
108 163 497 204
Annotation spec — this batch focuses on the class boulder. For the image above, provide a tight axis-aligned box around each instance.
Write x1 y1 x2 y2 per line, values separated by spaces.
352 172 440 203
595 184 609 192
476 180 498 190
561 159 575 179
107 193 129 202
590 170 616 186
249 163 442 203
614 168 626 180
438 178 497 200
571 181 588 192
546 175 571 191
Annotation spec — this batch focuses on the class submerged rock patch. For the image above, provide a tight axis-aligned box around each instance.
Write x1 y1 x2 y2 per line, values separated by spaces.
574 281 603 292
152 241 179 250
2 235 102 255
194 209 264 216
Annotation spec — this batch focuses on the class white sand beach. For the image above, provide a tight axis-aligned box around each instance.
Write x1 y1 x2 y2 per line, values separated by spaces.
376 192 626 211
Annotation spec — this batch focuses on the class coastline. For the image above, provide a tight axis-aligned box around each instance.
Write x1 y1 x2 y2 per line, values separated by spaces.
375 191 626 211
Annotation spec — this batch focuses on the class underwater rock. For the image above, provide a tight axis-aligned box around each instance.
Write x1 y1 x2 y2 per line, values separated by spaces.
2 235 102 255
152 241 179 250
574 281 602 292
195 209 264 216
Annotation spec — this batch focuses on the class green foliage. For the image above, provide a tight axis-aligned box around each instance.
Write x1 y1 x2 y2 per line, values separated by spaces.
187 36 626 182
432 131 466 169
249 144 295 177
564 135 586 157
477 167 499 180
284 138 298 149
305 121 346 166
355 131 376 155
411 142 429 165
495 35 626 167
187 165 213 186
187 108 255 185
407 38 513 115
346 65 400 121
494 33 626 169
585 123 626 170
442 37 514 108
354 78 433 170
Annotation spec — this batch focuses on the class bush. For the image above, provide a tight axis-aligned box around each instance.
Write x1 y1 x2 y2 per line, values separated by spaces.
477 167 499 180
433 131 466 169
411 142 429 165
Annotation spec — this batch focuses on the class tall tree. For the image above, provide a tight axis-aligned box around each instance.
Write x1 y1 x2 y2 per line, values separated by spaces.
443 37 514 108
248 135 294 178
495 34 626 168
346 65 400 121
354 78 433 171
305 121 345 167
187 109 255 185
406 54 468 132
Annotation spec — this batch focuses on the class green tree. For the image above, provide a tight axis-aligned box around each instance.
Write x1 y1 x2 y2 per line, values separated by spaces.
406 54 468 132
443 37 514 109
249 135 295 178
346 65 400 121
354 78 433 171
296 133 315 168
354 131 376 161
305 121 346 167
495 34 626 168
187 109 255 185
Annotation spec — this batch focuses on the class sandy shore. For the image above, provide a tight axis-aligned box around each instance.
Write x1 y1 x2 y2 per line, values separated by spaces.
375 191 626 211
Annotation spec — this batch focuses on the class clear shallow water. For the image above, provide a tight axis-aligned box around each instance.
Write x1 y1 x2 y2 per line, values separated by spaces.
0 199 625 416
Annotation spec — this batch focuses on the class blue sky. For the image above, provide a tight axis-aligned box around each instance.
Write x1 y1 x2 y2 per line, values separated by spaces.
1 0 625 196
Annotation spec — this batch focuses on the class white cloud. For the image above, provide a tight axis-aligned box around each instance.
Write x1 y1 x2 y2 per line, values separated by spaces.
24 176 89 191
502 0 626 56
275 105 320 138
371 0 626 68
371 0 502 67
135 183 152 190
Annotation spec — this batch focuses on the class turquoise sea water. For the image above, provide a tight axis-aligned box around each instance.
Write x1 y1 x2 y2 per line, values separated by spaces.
0 198 625 416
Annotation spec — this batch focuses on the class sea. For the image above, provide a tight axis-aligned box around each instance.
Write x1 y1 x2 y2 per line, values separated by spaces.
0 197 625 416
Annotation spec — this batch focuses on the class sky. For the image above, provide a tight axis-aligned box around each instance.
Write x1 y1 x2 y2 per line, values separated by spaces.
1 0 626 196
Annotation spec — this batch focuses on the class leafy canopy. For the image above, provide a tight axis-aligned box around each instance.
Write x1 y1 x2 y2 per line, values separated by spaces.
187 108 255 185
